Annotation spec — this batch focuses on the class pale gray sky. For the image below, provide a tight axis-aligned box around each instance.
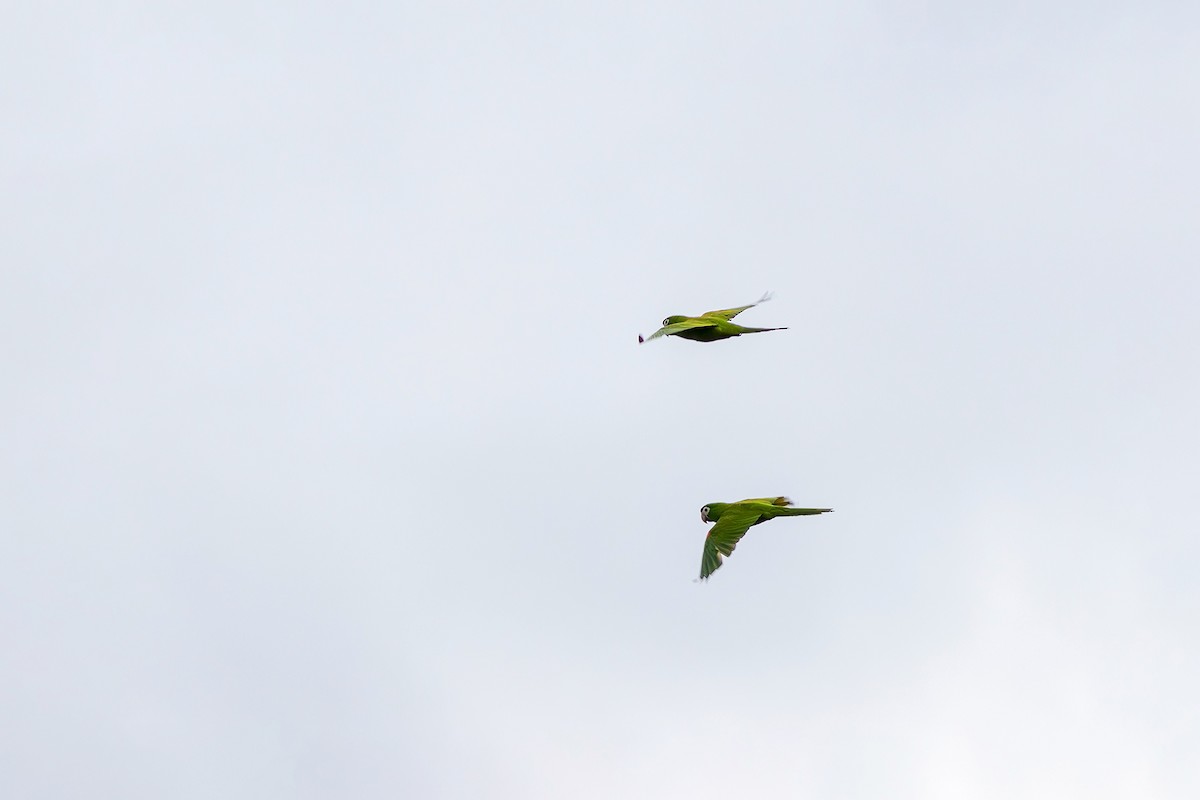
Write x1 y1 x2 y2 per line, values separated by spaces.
3 3 1199 798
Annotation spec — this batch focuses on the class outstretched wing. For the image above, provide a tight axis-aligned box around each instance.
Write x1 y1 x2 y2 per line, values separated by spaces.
702 291 773 321
742 497 833 516
640 317 717 343
741 496 792 506
699 507 761 580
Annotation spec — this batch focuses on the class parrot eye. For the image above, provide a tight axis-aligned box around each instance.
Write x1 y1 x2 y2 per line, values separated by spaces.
702 505 709 514
663 318 671 326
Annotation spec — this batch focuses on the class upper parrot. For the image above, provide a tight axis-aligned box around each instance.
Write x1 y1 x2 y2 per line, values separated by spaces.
639 292 785 344
698 496 832 580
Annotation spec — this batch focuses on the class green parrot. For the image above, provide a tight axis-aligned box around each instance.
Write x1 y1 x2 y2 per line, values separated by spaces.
639 292 785 344
699 496 832 580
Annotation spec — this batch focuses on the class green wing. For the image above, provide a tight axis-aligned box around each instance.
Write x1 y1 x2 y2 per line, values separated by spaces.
699 507 761 580
740 497 832 517
641 317 717 342
702 291 772 321
740 496 792 507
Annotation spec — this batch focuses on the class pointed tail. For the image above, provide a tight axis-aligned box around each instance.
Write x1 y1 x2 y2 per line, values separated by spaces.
775 507 833 516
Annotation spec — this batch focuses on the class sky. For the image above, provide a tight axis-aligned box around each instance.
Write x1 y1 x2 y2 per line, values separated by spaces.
3 2 1199 798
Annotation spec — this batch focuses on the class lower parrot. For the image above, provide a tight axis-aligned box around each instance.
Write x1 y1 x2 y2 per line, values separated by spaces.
699 496 832 580
639 292 785 344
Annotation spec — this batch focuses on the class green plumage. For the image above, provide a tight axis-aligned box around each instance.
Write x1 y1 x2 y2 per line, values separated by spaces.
639 292 786 344
698 497 832 580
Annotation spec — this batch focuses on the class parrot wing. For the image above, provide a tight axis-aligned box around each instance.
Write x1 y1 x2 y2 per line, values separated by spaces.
640 317 718 343
702 291 773 320
741 497 832 517
741 496 792 507
699 506 761 580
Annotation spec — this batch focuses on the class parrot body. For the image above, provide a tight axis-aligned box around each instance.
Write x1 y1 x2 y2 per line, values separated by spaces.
699 496 832 580
639 292 785 344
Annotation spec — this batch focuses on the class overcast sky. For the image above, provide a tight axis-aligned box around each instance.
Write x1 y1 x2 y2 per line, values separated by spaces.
3 3 1199 798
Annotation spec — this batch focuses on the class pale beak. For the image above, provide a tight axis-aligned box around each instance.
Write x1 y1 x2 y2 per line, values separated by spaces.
700 510 708 523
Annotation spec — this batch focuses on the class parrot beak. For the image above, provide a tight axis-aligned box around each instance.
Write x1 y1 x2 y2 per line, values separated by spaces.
638 334 645 344
700 509 708 523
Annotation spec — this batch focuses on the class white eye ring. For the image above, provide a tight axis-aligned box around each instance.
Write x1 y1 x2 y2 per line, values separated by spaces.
663 318 671 326
701 505 709 514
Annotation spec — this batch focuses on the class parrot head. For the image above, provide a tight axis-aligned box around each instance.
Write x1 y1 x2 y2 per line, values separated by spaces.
639 316 690 344
700 502 729 523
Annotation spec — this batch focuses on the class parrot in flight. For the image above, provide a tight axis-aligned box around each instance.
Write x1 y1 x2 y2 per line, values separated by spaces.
639 292 785 344
698 497 832 580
